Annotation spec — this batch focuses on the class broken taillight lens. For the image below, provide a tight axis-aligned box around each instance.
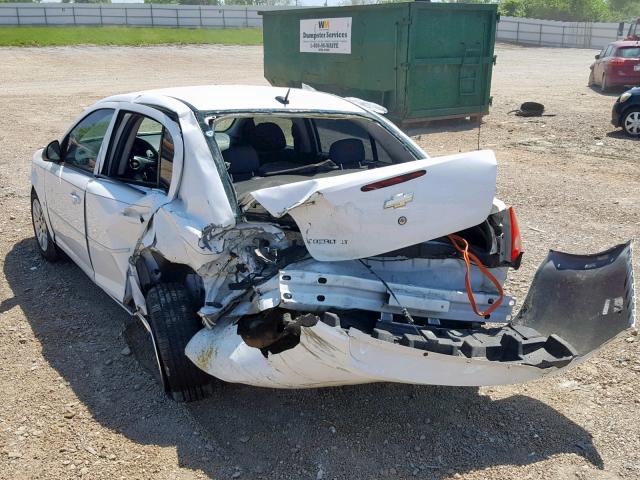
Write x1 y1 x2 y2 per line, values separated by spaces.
360 170 426 192
509 206 523 262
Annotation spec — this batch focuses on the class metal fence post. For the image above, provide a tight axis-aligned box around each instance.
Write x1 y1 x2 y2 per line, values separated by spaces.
150 4 154 27
175 6 178 28
16 6 20 26
245 7 248 28
99 5 103 26
561 25 565 47
72 5 76 26
222 9 226 29
539 24 542 45
124 6 127 26
199 6 202 28
515 21 519 44
44 6 48 25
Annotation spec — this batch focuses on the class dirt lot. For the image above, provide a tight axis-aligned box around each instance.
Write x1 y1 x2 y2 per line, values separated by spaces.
0 44 638 480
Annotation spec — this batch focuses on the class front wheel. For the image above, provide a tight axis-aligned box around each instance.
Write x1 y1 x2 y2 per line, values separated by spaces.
31 191 59 262
145 283 214 402
588 70 595 87
622 109 640 137
600 75 609 92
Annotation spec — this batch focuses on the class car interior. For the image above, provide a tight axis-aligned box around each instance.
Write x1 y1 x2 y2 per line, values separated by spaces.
210 115 419 198
102 112 174 191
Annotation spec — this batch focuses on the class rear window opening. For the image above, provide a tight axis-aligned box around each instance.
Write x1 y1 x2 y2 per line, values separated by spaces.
206 114 419 196
617 47 640 58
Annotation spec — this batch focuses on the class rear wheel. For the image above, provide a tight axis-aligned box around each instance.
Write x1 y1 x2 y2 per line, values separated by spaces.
600 74 609 92
622 109 640 137
145 283 214 402
31 191 59 262
588 70 595 86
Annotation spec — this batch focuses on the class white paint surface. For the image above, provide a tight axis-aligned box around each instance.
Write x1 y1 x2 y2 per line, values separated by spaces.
249 150 497 261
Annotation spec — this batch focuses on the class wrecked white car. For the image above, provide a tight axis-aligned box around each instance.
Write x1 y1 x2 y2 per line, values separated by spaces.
31 86 635 401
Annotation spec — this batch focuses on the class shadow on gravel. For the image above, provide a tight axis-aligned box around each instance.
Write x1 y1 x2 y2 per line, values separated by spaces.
588 85 626 97
606 129 640 141
5 238 604 479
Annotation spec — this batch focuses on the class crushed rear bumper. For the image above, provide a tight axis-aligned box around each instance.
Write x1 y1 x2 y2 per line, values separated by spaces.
185 242 635 388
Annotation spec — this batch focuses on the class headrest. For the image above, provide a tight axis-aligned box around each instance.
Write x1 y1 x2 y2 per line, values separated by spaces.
329 138 365 167
223 146 260 174
251 122 287 152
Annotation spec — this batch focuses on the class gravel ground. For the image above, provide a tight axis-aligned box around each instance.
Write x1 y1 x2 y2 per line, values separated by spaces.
0 44 638 480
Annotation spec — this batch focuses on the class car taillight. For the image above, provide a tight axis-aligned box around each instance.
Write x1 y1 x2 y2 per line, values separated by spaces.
508 206 523 262
360 170 426 192
610 58 626 66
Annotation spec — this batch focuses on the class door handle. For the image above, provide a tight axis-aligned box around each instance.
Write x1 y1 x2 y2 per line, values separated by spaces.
69 192 81 204
121 206 146 223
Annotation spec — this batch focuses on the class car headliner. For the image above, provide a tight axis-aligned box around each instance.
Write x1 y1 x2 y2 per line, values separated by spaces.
100 85 368 115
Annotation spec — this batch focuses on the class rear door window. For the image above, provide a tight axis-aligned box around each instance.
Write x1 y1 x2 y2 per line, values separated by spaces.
103 112 174 191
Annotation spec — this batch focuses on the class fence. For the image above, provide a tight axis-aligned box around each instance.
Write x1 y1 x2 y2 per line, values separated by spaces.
0 3 292 28
497 16 623 49
0 4 629 49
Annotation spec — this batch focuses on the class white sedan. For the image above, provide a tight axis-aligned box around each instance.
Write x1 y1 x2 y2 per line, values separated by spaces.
31 85 635 401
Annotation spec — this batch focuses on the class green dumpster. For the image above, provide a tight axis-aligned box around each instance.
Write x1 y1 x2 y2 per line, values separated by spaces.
260 2 499 127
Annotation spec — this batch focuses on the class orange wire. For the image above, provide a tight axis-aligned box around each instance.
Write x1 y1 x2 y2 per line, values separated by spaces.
447 234 504 318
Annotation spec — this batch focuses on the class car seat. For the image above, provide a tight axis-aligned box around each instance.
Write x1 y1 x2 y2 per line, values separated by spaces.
251 122 299 175
223 146 260 182
329 138 365 169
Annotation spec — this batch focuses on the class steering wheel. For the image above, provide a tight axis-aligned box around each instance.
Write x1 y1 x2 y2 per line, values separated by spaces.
128 138 159 183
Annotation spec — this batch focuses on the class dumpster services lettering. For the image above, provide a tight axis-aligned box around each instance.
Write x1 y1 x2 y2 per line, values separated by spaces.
300 17 352 54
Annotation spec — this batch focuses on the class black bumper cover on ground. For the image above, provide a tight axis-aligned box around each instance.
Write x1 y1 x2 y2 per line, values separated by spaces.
513 241 635 357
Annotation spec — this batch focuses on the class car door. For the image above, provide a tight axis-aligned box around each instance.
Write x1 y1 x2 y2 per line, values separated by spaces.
596 45 613 81
85 105 183 302
43 107 116 276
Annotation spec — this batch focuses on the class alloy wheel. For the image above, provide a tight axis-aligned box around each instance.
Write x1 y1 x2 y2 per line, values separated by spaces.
623 111 640 136
32 198 48 251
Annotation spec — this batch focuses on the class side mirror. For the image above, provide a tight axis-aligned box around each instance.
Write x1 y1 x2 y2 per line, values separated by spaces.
43 140 62 162
595 54 600 60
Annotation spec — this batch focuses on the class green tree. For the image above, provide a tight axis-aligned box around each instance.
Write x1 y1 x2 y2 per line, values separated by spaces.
499 0 526 16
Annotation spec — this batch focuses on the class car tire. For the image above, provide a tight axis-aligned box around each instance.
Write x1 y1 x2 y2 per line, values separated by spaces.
145 282 214 402
31 190 59 262
622 109 640 137
600 75 609 92
588 70 595 87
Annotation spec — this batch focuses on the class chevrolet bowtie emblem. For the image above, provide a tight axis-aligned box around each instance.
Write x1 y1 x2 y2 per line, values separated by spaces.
384 192 414 209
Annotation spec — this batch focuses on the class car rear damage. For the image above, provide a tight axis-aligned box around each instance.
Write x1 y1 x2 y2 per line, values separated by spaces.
174 153 633 389
119 99 634 391
182 235 634 388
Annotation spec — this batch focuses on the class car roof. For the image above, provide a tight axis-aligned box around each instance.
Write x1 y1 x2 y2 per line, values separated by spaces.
101 85 367 114
608 40 640 47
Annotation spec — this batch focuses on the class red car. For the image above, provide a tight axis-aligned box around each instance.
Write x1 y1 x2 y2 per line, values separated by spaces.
589 40 640 92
